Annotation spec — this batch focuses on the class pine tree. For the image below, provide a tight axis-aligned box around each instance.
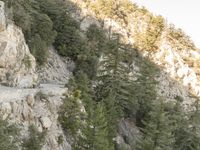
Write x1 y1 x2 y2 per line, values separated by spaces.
93 102 114 150
96 34 137 115
96 34 138 144
74 102 114 150
166 96 188 150
68 72 114 149
174 98 200 150
134 57 159 127
137 98 174 150
134 15 165 51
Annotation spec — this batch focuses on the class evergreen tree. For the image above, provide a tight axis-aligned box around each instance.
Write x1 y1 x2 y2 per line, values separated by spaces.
96 34 136 115
134 14 165 51
165 96 188 150
95 34 138 145
137 98 174 150
134 57 159 127
93 102 114 150
174 98 200 150
75 102 114 150
69 72 114 149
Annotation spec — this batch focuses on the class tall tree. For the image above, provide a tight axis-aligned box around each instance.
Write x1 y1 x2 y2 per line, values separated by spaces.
74 102 114 150
137 98 175 150
95 34 137 144
96 34 136 115
174 98 200 150
134 57 159 127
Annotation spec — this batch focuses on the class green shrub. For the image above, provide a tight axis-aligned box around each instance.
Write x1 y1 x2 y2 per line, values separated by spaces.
22 125 46 150
57 135 64 145
34 91 48 101
22 55 32 69
28 34 48 66
0 119 20 150
58 90 83 137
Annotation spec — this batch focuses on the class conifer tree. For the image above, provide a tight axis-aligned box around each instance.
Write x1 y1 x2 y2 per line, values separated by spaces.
93 102 114 150
137 98 174 150
74 102 114 150
96 34 136 115
22 125 46 150
68 72 114 149
95 34 138 145
134 15 165 51
166 96 188 150
174 98 200 150
134 57 159 127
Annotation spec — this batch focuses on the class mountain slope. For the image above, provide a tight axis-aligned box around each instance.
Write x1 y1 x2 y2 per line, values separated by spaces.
1 0 200 150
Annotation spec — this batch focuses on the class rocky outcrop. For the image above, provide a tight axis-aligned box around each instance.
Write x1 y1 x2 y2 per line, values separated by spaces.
151 36 200 98
0 84 71 150
116 119 140 150
37 48 74 84
0 2 37 88
0 24 38 87
0 2 74 149
0 1 6 31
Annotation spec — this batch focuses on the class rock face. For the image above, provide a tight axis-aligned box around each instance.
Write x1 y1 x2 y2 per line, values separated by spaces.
0 2 37 88
0 84 71 150
0 2 72 149
116 119 140 150
0 1 6 31
37 48 74 84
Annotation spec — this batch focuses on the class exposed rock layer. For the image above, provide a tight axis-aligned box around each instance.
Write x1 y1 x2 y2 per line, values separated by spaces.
37 48 74 85
0 24 37 87
0 84 71 150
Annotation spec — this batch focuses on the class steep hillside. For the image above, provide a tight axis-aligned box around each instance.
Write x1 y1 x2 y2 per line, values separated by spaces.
0 1 73 149
71 0 200 100
1 0 200 150
0 2 37 88
63 0 200 149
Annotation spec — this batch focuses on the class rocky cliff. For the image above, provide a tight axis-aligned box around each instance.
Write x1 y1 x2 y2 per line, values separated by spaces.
0 1 37 88
0 84 71 150
0 1 72 149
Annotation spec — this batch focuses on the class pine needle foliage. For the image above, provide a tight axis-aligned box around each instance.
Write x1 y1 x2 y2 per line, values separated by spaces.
96 34 136 116
75 102 114 150
134 56 160 127
137 98 175 150
174 98 200 150
0 119 19 150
